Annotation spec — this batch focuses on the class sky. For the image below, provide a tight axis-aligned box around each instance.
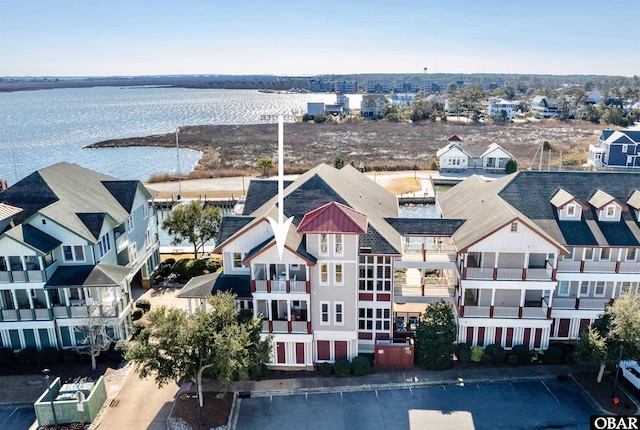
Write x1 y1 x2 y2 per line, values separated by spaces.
1 0 639 77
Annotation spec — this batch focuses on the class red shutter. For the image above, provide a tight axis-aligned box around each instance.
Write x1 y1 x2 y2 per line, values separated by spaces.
522 328 531 347
506 328 514 348
558 319 570 337
466 326 474 345
277 342 286 363
335 341 348 360
533 328 543 348
495 327 503 346
295 343 305 364
477 327 485 347
317 340 330 361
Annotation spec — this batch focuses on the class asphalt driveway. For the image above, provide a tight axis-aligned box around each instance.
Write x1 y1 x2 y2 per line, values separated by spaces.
235 379 596 430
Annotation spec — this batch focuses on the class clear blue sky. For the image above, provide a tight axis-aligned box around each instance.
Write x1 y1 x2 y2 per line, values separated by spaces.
1 0 638 77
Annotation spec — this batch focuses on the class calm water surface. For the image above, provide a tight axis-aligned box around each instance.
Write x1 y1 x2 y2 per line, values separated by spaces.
0 87 349 184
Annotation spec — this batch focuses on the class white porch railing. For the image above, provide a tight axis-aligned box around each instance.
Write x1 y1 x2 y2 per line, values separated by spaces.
552 297 576 309
271 281 287 293
497 268 522 280
556 260 581 272
19 309 32 320
462 306 490 317
526 268 551 280
10 271 26 282
272 320 288 332
0 272 10 283
27 270 44 282
255 280 267 292
53 306 68 318
579 298 610 310
619 262 640 273
583 261 616 272
70 307 88 318
290 280 307 293
261 320 269 332
35 309 50 320
291 321 308 333
466 267 493 279
116 232 128 252
1 309 18 320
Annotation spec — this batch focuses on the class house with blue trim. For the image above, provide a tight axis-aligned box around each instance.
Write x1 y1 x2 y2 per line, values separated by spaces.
588 129 640 168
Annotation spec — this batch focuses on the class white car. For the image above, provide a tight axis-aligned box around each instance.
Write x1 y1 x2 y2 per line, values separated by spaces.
620 360 640 389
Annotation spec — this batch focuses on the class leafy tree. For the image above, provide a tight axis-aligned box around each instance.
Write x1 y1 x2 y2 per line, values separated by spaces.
334 156 345 169
503 85 516 100
577 293 640 382
74 304 116 370
414 299 457 370
446 82 458 94
505 158 518 174
256 156 275 177
126 292 271 409
162 200 222 259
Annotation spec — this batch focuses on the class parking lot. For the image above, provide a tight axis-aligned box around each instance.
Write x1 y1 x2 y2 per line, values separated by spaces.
0 406 35 430
235 379 596 430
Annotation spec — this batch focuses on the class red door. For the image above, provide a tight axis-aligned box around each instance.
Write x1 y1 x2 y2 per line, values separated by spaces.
495 327 503 346
477 327 485 347
558 319 570 337
335 341 348 360
317 340 330 361
533 328 542 348
506 328 514 348
295 343 305 364
277 342 286 363
466 326 474 344
522 328 531 347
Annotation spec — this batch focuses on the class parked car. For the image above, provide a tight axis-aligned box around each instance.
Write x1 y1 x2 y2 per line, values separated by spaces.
620 360 640 389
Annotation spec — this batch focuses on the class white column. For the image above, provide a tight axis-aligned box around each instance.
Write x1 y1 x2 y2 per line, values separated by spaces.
519 290 526 307
490 289 496 306
187 299 193 315
523 252 529 269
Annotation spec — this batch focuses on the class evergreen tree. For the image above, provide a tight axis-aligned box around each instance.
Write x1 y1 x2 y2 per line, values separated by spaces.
414 299 457 370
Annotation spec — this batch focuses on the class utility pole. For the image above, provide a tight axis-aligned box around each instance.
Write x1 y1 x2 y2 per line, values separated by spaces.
175 127 182 199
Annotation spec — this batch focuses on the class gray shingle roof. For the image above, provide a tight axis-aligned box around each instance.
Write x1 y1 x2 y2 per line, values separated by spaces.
212 274 252 298
178 272 221 298
45 263 130 288
242 180 293 214
5 224 62 254
217 216 254 245
385 218 465 236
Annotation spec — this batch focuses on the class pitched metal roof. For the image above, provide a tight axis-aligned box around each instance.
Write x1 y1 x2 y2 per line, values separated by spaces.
297 202 368 234
385 218 465 236
45 263 130 288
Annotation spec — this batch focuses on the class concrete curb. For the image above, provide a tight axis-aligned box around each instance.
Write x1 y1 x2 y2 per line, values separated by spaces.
227 391 239 430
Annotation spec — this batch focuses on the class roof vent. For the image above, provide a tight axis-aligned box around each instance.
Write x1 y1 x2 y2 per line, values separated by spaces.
360 247 372 254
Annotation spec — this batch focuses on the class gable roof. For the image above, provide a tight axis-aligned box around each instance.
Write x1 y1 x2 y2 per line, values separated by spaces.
0 203 22 222
442 170 640 248
448 135 462 142
297 202 367 234
0 162 149 242
436 142 469 158
480 143 513 159
628 191 640 210
242 179 293 215
4 224 62 254
45 263 130 288
589 189 628 211
178 272 221 299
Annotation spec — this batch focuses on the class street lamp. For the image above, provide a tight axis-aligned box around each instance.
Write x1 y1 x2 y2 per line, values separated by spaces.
42 368 59 430
175 127 182 200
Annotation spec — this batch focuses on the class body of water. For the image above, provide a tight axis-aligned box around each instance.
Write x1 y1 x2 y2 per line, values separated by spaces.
0 86 352 185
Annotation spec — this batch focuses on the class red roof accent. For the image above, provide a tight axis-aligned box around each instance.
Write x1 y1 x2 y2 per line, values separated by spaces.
448 135 462 142
297 202 368 234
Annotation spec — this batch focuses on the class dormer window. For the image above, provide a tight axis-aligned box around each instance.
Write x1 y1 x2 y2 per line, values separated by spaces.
567 204 575 216
606 204 616 218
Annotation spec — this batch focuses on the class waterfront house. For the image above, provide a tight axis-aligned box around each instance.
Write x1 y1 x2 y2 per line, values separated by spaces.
438 170 640 349
531 95 559 119
360 95 387 118
437 136 513 173
487 97 522 120
0 162 160 351
212 164 461 368
588 129 640 168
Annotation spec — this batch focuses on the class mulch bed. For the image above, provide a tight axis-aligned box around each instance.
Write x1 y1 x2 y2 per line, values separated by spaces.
572 371 637 415
171 391 233 429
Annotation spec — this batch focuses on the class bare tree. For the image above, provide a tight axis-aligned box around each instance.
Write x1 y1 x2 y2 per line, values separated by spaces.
74 304 117 370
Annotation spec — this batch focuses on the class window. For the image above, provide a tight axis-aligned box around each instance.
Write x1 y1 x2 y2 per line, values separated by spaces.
99 233 111 256
563 248 574 261
128 243 137 262
233 252 243 268
375 308 390 331
63 245 85 262
145 230 152 249
622 144 628 153
558 281 570 297
126 215 134 232
359 256 391 291
567 204 575 216
594 281 606 297
320 263 329 285
600 248 610 261
626 248 637 261
142 203 149 219
320 302 330 325
334 263 343 285
334 234 343 255
584 248 594 261
605 205 615 218
319 234 328 255
334 302 344 325
510 222 518 232
358 308 373 330
579 281 589 296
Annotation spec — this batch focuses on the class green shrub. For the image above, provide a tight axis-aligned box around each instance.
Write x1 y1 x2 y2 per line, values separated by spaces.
171 257 222 282
317 362 333 377
484 344 506 364
351 356 371 376
113 340 130 360
543 346 564 365
507 354 519 365
333 359 352 377
512 344 532 364
249 363 268 380
470 346 484 363
0 348 15 366
62 348 79 363
164 258 176 266
36 347 62 368
16 347 37 366
456 343 471 363
135 299 151 313
132 321 146 337
132 308 143 321
480 354 494 365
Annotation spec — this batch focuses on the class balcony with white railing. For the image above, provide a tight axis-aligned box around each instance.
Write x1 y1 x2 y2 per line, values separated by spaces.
462 304 547 319
465 267 494 279
1 309 18 321
619 261 640 273
577 298 610 310
251 279 310 294
556 260 581 272
552 297 576 309
115 232 128 252
291 321 308 333
583 261 616 272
